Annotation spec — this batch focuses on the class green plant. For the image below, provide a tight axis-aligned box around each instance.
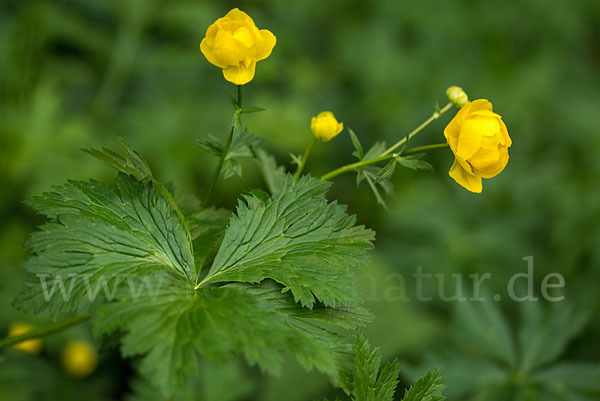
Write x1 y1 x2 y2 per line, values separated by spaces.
3 86 452 398
0 7 523 401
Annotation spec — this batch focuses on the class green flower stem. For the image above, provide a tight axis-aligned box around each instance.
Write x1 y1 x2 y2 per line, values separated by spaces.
380 102 453 156
0 314 91 351
402 142 449 156
321 154 395 181
293 138 318 183
237 84 243 109
203 85 243 206
321 143 449 181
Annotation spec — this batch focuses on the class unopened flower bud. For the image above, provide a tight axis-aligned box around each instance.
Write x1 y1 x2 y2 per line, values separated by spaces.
446 86 469 107
311 111 344 142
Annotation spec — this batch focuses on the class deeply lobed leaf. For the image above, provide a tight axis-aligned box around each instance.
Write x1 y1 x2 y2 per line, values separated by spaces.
16 174 194 315
200 175 375 308
95 279 372 397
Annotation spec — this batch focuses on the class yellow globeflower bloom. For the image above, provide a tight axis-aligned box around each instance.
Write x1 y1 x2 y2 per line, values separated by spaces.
311 111 344 142
444 99 512 193
7 322 42 354
200 8 276 85
61 340 98 377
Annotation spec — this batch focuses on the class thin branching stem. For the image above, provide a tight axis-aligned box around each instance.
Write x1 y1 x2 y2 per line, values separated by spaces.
0 314 91 351
381 102 453 156
321 102 455 180
203 85 243 206
294 138 318 183
321 143 449 180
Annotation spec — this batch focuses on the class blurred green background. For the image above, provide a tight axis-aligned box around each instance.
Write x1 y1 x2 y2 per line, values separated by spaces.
1 0 599 400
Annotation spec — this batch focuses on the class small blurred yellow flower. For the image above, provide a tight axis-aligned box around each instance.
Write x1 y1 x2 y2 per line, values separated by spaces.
311 111 344 142
7 322 42 354
200 8 276 85
446 86 469 107
444 99 512 193
61 340 98 377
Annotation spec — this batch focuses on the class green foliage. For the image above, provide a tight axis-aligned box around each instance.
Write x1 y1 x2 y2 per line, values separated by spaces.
406 300 598 401
15 173 194 315
94 278 371 396
197 110 264 179
2 1 599 400
348 130 433 209
395 154 433 173
401 370 445 401
355 142 395 209
200 175 375 308
126 359 255 401
255 147 287 194
15 140 376 397
349 333 400 401
326 333 444 401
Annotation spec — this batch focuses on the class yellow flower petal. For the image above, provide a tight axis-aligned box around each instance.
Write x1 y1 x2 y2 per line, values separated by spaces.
311 111 344 141
200 36 227 69
456 156 474 175
499 119 512 147
224 8 254 25
62 340 98 377
200 8 275 85
222 60 256 85
444 98 511 192
455 118 485 160
255 29 276 61
449 158 482 193
474 149 509 178
468 99 493 113
7 322 42 354
444 101 473 151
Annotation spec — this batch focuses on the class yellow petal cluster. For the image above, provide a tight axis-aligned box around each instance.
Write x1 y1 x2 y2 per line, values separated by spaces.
7 322 42 354
200 8 276 85
61 340 98 377
444 99 512 193
311 111 344 142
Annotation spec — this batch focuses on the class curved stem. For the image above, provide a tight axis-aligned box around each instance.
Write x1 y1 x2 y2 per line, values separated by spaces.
402 142 449 156
0 314 91 351
321 154 395 180
293 138 318 183
203 85 243 206
381 102 453 156
321 143 449 181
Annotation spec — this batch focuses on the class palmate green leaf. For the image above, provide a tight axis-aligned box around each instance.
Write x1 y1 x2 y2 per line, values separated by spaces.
197 131 262 179
406 300 593 401
255 148 287 194
518 301 588 373
185 206 231 273
453 299 516 368
350 333 400 401
15 173 195 315
83 137 193 250
532 362 600 396
126 358 255 401
395 154 433 172
82 137 153 181
348 128 364 159
18 140 377 398
95 279 372 397
199 175 375 309
401 369 445 401
355 142 395 209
